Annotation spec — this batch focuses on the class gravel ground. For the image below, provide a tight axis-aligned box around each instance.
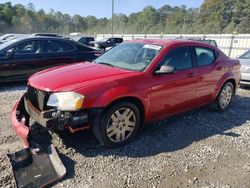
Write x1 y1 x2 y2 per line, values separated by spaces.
0 84 250 188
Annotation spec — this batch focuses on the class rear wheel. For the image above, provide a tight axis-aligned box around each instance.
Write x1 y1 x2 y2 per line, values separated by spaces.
216 82 234 111
93 102 141 148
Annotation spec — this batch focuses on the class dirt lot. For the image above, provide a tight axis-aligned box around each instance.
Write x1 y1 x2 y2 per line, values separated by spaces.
0 84 250 188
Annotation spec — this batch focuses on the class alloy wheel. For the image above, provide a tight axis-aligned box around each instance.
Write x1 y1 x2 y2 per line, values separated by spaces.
219 85 233 109
106 107 136 143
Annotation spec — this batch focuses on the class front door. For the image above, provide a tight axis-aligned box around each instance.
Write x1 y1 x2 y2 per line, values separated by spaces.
149 46 198 120
40 39 75 69
0 40 43 82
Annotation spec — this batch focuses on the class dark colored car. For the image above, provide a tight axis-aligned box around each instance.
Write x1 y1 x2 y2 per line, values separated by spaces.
90 37 123 51
12 39 240 150
0 36 101 83
72 36 95 46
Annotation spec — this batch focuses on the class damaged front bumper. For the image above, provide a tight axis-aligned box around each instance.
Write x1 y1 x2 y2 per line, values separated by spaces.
12 94 99 145
8 144 66 188
12 97 30 148
10 93 102 187
10 96 67 187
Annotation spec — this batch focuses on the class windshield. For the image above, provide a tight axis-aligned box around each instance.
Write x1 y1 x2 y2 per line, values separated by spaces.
240 50 250 59
95 43 162 71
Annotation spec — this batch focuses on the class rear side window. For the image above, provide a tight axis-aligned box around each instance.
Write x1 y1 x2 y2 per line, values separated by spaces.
195 47 215 66
109 38 115 43
161 46 192 71
44 40 75 53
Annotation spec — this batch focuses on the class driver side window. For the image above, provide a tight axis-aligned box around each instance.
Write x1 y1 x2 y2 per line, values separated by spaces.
13 40 43 54
160 46 192 71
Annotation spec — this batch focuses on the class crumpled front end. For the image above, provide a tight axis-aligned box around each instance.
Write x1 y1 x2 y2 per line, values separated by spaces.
9 85 102 187
9 95 66 187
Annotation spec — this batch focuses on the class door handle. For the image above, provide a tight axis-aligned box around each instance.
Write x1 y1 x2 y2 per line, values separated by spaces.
187 73 196 78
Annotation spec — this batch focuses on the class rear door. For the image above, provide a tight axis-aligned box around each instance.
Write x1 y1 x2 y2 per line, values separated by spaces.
40 39 76 69
191 46 222 103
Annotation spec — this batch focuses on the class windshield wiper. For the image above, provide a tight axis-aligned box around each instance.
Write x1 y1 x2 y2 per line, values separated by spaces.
97 62 118 68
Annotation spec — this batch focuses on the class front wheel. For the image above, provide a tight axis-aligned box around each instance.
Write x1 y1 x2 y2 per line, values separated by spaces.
92 102 141 148
216 82 234 111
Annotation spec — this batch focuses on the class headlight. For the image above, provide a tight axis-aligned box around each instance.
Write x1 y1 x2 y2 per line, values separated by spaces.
47 92 85 111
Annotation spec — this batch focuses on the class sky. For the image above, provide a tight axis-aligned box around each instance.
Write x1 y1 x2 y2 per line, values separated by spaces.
2 0 204 18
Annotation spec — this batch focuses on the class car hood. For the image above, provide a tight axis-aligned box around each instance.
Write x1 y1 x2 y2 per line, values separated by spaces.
29 62 138 92
239 58 250 67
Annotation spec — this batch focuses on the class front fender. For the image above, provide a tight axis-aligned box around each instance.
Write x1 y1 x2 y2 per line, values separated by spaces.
95 86 148 106
92 86 150 120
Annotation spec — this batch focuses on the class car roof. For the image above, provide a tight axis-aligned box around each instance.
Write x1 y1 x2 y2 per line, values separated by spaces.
0 36 77 51
8 35 73 42
127 39 217 49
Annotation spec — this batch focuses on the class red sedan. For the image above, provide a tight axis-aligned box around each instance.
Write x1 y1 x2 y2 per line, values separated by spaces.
12 39 241 148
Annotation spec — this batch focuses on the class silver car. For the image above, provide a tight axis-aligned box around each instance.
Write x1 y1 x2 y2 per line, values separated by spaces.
238 50 250 86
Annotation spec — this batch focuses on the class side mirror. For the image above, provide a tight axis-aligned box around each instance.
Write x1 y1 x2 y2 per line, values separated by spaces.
6 49 14 59
154 65 176 75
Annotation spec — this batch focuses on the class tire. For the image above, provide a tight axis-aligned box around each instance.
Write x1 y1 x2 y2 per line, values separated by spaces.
216 82 234 111
92 102 141 148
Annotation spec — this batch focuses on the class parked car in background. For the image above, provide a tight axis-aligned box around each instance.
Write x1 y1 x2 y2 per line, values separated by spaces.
90 37 123 51
191 38 218 47
71 36 95 46
12 39 240 149
0 36 101 83
178 37 218 47
238 49 250 86
0 34 27 44
196 39 218 47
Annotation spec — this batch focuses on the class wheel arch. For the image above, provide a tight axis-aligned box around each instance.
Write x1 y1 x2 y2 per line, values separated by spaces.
226 78 236 94
103 96 145 125
214 72 236 98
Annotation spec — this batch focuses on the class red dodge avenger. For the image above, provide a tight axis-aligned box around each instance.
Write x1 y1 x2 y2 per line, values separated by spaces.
12 39 241 148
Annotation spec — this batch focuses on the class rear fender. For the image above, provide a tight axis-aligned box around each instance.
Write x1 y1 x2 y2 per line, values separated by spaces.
213 72 235 99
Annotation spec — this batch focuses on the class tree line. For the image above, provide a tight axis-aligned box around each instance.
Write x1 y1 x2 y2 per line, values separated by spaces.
0 0 249 35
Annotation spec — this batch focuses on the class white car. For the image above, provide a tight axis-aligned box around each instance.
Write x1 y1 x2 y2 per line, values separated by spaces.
0 34 27 44
238 50 250 86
